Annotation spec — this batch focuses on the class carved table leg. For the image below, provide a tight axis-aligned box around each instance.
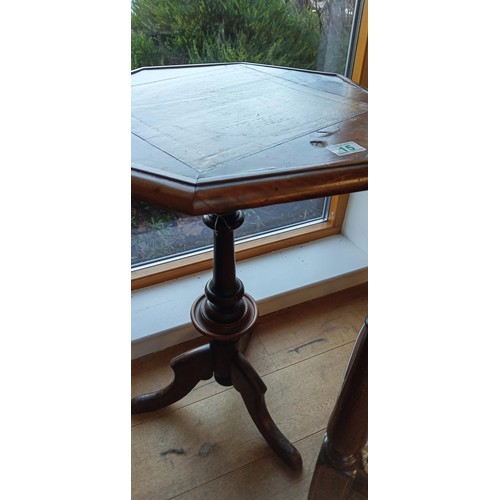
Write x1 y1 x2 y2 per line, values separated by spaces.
308 318 368 499
131 344 213 414
232 351 303 470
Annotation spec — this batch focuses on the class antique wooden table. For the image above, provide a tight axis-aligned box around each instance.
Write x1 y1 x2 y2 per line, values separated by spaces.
131 63 368 471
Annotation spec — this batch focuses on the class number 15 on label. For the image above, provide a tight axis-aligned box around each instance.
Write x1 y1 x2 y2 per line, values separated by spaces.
327 141 366 156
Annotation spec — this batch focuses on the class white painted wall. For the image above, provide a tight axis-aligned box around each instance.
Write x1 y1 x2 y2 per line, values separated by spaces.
343 190 368 253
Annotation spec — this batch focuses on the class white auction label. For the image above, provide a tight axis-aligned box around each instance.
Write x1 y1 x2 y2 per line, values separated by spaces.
327 141 366 156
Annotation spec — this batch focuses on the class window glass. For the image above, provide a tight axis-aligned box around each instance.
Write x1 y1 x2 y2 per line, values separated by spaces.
315 0 363 76
132 197 328 268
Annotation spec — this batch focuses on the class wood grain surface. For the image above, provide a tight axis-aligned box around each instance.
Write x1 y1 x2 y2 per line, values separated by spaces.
132 63 368 215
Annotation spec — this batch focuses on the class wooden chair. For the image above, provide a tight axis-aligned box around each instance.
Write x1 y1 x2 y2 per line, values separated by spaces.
308 318 368 499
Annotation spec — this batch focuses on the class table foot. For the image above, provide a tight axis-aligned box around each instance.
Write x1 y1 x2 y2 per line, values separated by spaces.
231 351 303 471
131 344 213 414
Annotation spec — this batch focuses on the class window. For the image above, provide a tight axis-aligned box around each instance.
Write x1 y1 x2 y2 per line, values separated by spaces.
132 195 350 288
131 0 367 288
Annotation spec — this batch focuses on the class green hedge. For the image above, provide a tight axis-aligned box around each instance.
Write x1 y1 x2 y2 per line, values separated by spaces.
131 0 320 69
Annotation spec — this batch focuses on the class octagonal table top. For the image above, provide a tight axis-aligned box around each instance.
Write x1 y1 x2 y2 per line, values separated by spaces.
132 62 368 215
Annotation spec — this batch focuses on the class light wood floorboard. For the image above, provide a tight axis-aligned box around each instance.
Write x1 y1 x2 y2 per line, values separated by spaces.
132 283 368 499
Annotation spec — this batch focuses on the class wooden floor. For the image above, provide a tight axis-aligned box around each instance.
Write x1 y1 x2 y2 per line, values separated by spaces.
131 283 368 500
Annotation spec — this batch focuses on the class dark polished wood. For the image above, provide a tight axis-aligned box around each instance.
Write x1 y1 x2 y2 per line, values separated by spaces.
132 62 367 215
131 63 368 472
132 211 302 470
308 319 368 499
131 343 213 413
190 212 258 344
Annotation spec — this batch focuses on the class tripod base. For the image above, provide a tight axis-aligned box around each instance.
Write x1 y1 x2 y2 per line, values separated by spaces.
131 340 302 470
132 211 302 470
